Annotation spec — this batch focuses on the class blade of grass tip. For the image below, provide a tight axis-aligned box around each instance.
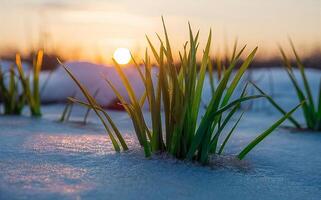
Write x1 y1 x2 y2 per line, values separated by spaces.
16 54 35 109
59 59 122 151
34 50 43 106
230 38 238 62
208 56 215 95
146 35 160 64
279 46 292 71
218 112 244 155
238 102 303 160
59 102 71 122
250 81 301 129
234 45 247 62
221 47 258 107
161 16 174 64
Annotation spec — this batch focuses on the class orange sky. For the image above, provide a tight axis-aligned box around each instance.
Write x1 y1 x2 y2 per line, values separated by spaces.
0 0 320 64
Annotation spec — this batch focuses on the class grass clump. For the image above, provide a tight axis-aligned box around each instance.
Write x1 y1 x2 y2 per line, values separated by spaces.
280 41 321 130
15 50 43 116
63 19 301 164
0 64 25 115
279 41 320 130
253 40 320 131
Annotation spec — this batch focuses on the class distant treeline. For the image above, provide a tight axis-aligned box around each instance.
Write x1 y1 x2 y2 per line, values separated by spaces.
250 52 321 69
0 52 63 71
1 51 320 71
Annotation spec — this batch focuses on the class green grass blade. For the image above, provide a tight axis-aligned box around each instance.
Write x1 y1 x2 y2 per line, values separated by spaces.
279 47 313 128
318 80 321 117
190 29 212 132
221 47 258 107
289 39 315 111
33 50 43 107
230 39 238 62
59 102 72 122
209 105 239 153
105 65 151 155
238 102 303 160
69 97 129 150
218 112 244 155
60 60 122 152
208 57 215 95
83 88 100 124
113 59 139 106
211 95 265 117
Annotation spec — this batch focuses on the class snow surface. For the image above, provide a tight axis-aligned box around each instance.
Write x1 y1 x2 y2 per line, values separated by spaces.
0 68 321 200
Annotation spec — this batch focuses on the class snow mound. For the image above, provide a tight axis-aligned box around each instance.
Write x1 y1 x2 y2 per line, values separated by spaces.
0 60 30 72
40 61 155 107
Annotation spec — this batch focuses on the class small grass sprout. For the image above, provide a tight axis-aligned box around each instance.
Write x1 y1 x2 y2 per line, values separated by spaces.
59 89 100 124
59 92 76 122
0 64 25 115
15 50 43 116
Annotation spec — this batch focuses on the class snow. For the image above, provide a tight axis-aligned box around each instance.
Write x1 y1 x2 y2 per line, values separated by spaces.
0 68 321 200
0 60 31 72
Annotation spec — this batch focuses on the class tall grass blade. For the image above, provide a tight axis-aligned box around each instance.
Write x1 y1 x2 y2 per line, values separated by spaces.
60 60 124 152
250 81 301 128
218 112 244 155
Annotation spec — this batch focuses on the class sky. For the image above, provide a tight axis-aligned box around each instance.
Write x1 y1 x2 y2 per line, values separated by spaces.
0 0 320 63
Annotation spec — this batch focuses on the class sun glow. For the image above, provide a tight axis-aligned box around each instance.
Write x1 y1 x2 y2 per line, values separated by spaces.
113 48 131 65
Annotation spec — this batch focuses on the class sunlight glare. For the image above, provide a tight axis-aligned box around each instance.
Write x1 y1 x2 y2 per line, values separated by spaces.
113 48 131 65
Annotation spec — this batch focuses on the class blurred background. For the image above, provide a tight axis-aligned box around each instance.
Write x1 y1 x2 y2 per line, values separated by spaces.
0 0 320 69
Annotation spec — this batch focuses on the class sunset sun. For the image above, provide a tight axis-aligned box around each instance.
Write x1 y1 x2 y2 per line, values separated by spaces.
113 48 131 65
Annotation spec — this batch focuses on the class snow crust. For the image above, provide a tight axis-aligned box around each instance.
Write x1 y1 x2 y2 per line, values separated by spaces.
0 68 320 199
